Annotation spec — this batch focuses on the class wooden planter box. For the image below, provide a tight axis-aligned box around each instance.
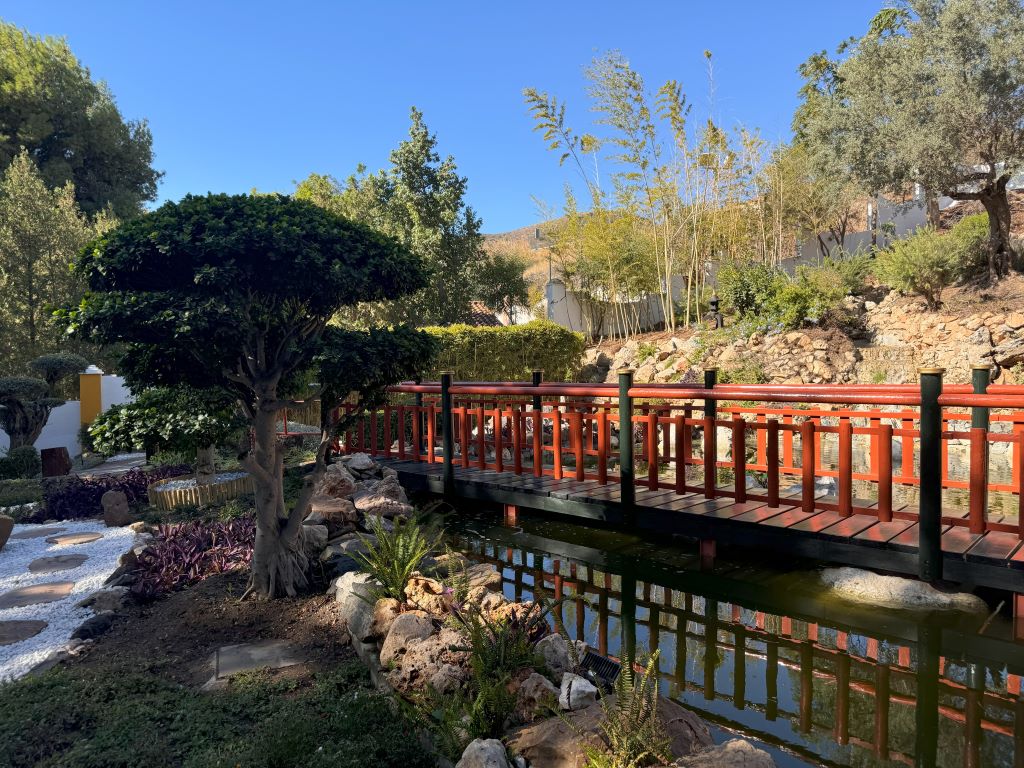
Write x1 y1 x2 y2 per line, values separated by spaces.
148 473 253 511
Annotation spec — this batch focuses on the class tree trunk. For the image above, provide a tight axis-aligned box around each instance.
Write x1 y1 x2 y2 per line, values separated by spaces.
1 402 50 449
195 445 217 485
242 397 323 599
925 192 941 228
978 180 1014 282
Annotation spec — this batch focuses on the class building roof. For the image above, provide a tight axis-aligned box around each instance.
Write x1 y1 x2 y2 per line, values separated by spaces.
467 301 504 326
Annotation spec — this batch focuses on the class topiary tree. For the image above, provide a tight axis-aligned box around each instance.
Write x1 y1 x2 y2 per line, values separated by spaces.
65 193 435 598
0 353 87 448
89 387 245 484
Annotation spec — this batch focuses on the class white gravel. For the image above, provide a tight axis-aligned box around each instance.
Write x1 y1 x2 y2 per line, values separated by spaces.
0 520 137 682
156 472 248 491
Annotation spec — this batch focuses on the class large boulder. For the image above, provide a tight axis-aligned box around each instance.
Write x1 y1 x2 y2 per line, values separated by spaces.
674 739 776 767
405 574 454 615
515 672 559 723
300 524 328 561
315 463 357 498
386 627 470 694
101 490 134 527
334 571 378 643
456 739 511 768
379 612 435 666
353 475 414 519
536 634 575 679
368 597 402 641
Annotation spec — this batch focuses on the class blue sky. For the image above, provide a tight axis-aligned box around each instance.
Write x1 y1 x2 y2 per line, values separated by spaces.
4 1 881 233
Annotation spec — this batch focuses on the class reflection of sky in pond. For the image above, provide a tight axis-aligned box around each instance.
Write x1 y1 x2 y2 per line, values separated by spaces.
439 509 1024 768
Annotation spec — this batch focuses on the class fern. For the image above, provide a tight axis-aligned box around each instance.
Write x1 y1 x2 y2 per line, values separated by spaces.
353 515 440 603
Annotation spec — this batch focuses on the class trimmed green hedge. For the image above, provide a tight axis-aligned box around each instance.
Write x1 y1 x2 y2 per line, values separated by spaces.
421 320 585 381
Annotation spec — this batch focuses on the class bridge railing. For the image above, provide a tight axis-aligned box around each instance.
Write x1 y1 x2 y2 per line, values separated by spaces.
334 369 1024 572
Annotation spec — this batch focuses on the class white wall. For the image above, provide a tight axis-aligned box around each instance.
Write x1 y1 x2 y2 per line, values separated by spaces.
101 375 131 410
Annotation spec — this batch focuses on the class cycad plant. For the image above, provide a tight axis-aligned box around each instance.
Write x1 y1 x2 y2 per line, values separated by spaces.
354 515 440 602
581 650 671 768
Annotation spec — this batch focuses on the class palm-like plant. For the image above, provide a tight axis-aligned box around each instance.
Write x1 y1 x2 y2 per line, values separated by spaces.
353 515 439 602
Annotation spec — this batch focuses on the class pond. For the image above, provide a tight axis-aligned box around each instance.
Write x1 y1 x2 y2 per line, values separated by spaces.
435 506 1024 768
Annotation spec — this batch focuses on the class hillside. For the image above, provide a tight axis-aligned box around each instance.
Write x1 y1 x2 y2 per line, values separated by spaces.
483 221 556 281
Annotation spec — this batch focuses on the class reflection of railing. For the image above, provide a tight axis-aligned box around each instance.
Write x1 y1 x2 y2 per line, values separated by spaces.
451 534 1023 768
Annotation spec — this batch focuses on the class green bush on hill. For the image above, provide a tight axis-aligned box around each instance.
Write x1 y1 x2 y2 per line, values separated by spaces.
874 227 962 309
422 320 585 381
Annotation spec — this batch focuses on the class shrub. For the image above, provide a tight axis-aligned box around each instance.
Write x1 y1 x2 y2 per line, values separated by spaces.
38 464 190 522
948 213 990 277
131 516 256 599
716 261 784 316
450 603 549 683
354 515 440 603
0 446 41 479
875 227 959 309
422 320 585 381
0 478 43 507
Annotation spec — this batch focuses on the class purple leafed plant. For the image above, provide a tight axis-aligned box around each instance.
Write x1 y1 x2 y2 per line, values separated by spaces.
131 515 255 599
40 465 191 522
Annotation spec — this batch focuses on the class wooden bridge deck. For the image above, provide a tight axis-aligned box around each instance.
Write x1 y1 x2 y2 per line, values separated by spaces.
382 459 1024 593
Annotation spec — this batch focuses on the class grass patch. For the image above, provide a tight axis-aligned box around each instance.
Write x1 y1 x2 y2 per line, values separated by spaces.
0 479 44 509
0 663 432 768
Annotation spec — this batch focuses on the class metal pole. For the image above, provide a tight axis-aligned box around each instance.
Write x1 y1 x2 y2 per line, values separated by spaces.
618 368 635 520
704 367 718 495
531 369 543 412
971 364 991 516
918 367 944 582
441 371 454 496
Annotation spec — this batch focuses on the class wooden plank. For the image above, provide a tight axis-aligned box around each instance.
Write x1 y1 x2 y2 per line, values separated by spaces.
820 515 880 540
635 488 682 504
965 532 1023 563
679 498 742 516
790 511 845 534
1007 543 1024 570
701 500 768 519
941 526 984 556
760 509 819 529
653 494 718 511
852 519 915 545
550 480 602 499
730 504 797 524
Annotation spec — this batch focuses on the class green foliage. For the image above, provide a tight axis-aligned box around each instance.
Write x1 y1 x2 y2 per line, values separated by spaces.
88 387 244 457
0 354 80 449
581 651 671 768
423 320 584 381
948 213 990 277
354 515 440 603
0 446 41 480
0 664 432 768
473 248 531 322
0 24 159 219
635 342 658 363
0 152 108 375
717 261 784 317
297 108 484 326
875 227 960 309
450 604 548 684
0 478 43 507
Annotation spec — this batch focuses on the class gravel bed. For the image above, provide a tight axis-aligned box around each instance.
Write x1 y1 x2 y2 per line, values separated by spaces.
156 472 249 491
0 520 136 682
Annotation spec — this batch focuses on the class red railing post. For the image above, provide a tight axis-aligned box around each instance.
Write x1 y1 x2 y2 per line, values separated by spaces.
674 413 686 495
532 408 543 478
838 417 853 517
733 416 746 503
801 419 816 514
597 407 608 485
878 423 893 521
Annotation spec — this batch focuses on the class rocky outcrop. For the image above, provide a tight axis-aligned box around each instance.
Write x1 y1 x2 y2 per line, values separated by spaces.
386 627 470 694
456 739 512 768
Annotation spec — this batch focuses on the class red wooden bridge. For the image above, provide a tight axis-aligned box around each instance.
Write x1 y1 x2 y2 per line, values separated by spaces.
333 367 1024 599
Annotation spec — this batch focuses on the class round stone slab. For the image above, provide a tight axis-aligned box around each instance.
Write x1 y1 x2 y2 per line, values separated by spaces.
28 554 88 574
0 582 75 610
9 526 67 541
45 532 102 546
0 619 47 646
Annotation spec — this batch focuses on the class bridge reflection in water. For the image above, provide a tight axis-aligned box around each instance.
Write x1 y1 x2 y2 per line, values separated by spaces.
440 510 1024 768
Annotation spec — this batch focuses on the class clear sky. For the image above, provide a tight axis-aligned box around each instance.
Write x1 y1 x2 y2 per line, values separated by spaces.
4 1 881 233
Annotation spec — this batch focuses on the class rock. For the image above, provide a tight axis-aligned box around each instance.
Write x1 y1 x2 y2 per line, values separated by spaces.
659 697 714 758
387 627 470 694
300 524 328 560
405 575 454 615
430 662 467 694
465 562 503 591
463 586 507 613
456 738 511 768
380 612 435 666
77 587 128 612
674 739 776 767
369 597 402 640
344 452 376 472
820 567 987 612
71 610 115 639
559 673 598 711
334 571 379 642
353 476 415 519
101 491 133 527
40 447 72 477
315 463 357 498
310 495 358 522
516 672 559 722
0 515 12 552
536 633 575 679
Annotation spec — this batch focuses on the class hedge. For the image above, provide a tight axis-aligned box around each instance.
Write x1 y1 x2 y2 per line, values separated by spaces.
421 320 585 382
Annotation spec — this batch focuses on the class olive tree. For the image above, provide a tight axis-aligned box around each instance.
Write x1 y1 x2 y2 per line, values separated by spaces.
67 193 435 598
795 0 1024 280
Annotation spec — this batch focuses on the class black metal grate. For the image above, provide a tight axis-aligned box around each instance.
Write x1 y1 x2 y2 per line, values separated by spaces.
579 649 620 689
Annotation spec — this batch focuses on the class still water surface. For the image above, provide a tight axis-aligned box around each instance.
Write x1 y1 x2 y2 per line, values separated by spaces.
437 508 1024 768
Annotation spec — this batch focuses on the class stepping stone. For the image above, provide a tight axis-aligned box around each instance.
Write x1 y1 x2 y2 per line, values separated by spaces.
28 554 88 574
9 526 66 541
0 582 75 609
0 619 47 646
203 639 303 690
45 532 102 546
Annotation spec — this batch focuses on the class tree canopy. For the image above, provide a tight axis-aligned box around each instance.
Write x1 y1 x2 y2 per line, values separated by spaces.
295 108 485 326
67 193 436 597
0 22 160 219
0 352 86 449
795 0 1024 279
